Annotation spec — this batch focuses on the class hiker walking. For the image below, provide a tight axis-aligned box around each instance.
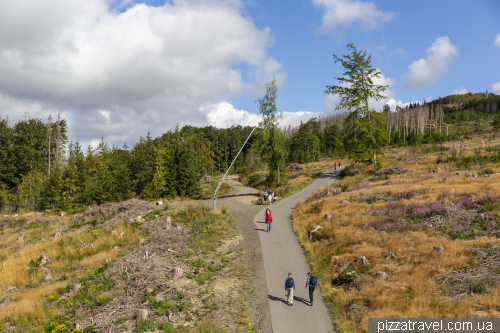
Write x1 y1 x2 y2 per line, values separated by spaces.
334 162 337 170
263 190 268 205
272 191 277 205
305 272 318 306
339 161 342 169
285 273 296 306
265 207 273 232
268 189 273 205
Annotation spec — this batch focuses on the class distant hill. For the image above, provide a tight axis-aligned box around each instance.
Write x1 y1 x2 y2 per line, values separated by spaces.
430 92 499 113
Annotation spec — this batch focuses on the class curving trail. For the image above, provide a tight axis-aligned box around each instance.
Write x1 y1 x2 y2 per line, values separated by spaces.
254 169 339 333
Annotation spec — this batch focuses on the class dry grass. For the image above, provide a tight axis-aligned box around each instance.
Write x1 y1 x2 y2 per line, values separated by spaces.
293 133 500 332
0 214 142 324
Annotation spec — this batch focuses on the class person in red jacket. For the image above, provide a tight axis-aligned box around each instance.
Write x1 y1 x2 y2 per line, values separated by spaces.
265 207 273 232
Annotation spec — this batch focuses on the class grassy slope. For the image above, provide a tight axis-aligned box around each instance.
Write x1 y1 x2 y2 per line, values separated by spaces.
292 130 500 332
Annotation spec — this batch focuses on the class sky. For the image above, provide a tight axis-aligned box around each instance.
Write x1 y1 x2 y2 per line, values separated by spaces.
0 0 499 148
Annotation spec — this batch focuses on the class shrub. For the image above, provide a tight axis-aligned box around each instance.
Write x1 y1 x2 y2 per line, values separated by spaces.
248 173 261 185
97 292 112 305
136 319 156 333
155 300 176 316
472 282 487 294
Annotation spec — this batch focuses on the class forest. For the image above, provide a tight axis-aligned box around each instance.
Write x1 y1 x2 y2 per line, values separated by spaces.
1 92 499 213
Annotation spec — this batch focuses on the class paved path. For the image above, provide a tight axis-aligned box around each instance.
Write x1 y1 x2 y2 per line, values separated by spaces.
254 168 340 333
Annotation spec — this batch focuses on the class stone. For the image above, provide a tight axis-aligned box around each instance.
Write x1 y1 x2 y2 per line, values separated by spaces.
173 267 183 279
138 238 146 244
378 231 386 236
19 232 27 237
6 286 17 292
136 216 143 222
75 320 83 331
433 246 445 253
145 287 154 294
104 258 112 263
44 275 53 282
355 256 370 265
72 283 81 293
324 214 332 219
36 252 52 266
165 216 172 230
340 200 348 203
53 232 62 238
309 225 324 240
386 252 398 260
456 172 461 176
17 236 24 242
113 246 120 250
376 271 389 280
137 309 149 321
358 241 366 245
156 201 163 206
60 212 66 217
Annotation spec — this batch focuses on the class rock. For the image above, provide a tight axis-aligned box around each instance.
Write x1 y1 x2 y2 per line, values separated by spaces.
6 286 17 292
288 163 303 172
113 246 120 250
145 287 154 294
378 231 386 236
138 238 146 244
324 214 332 219
41 267 51 274
165 216 172 230
36 252 52 266
74 320 83 331
53 232 62 238
173 267 183 279
136 216 143 222
156 201 163 206
386 252 398 260
355 256 370 265
44 275 53 282
358 241 366 245
19 232 27 237
376 271 389 280
60 212 66 217
104 258 112 263
72 283 81 293
309 225 324 240
137 309 149 321
17 236 24 242
340 200 348 203
456 172 461 176
433 246 445 253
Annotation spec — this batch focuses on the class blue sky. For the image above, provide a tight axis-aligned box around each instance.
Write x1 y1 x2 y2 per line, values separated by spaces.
0 0 499 146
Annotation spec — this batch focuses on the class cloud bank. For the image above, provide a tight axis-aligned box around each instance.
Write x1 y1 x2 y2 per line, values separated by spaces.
496 34 500 48
402 36 458 90
493 82 500 95
313 0 395 37
0 0 284 146
453 87 468 95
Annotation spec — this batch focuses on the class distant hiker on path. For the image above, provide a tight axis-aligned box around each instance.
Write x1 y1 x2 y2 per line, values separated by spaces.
263 191 268 204
334 162 337 170
285 273 296 306
268 189 273 205
265 207 273 232
272 191 277 205
305 272 318 306
339 161 342 169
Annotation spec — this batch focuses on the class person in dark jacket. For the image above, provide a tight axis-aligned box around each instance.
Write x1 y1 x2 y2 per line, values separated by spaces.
285 273 296 305
305 271 318 306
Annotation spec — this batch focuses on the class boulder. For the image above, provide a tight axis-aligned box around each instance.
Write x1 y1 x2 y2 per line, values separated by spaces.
340 200 348 203
433 246 445 253
324 214 332 219
156 201 163 206
36 252 52 266
44 275 53 282
138 238 146 244
376 271 389 280
17 236 24 242
288 163 303 172
137 309 149 321
72 283 81 293
53 232 62 238
386 252 398 260
358 241 366 245
355 256 370 265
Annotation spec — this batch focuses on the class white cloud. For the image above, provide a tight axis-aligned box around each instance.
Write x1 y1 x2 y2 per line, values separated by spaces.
496 34 500 48
313 0 395 36
452 87 468 95
492 82 500 94
425 95 434 103
202 101 324 129
0 0 284 145
402 36 458 90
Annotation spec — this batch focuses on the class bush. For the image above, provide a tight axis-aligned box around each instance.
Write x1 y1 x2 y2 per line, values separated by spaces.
247 173 261 185
97 292 112 305
472 282 487 294
136 319 156 333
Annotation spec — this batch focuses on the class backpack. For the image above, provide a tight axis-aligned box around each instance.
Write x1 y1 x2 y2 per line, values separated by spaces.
310 275 317 286
286 277 294 288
